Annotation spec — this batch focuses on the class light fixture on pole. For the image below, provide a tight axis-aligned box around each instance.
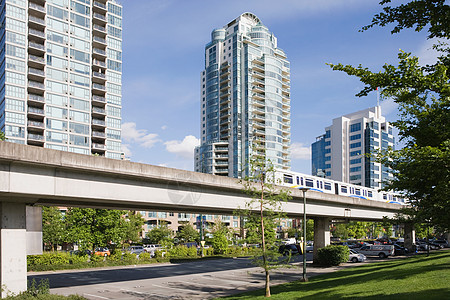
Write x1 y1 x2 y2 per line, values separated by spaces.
299 187 310 282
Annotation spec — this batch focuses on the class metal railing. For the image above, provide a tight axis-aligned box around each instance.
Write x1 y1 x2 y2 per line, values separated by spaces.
29 16 45 25
93 36 106 44
92 95 106 102
92 83 106 91
93 48 106 55
93 1 107 9
28 81 45 89
27 120 44 128
92 119 106 126
29 2 45 12
92 59 106 67
93 13 106 21
28 68 45 76
28 42 45 50
92 107 106 114
28 107 44 115
92 131 106 138
29 29 45 38
28 133 44 140
28 54 45 63
93 71 106 79
28 94 45 102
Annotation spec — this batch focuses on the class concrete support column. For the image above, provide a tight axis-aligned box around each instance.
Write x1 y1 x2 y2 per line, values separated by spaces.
313 217 331 262
404 222 416 252
0 202 27 297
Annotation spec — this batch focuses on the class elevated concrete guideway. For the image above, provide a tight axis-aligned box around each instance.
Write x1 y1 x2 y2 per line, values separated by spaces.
0 142 402 296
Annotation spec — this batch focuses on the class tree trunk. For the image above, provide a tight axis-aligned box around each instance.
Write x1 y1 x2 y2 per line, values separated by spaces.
265 268 271 297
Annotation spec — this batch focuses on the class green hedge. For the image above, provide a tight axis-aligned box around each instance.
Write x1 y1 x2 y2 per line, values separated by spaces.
316 245 349 267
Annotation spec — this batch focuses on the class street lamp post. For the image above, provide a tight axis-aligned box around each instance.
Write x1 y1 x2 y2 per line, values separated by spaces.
299 187 310 282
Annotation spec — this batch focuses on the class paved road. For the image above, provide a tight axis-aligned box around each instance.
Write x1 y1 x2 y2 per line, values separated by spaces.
29 253 339 300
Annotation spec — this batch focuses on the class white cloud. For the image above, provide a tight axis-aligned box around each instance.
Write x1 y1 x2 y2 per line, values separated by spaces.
290 143 311 160
164 135 200 159
122 122 160 148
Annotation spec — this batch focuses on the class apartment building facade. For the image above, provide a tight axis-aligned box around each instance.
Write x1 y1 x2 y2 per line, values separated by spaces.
195 12 291 178
0 0 122 158
312 106 394 189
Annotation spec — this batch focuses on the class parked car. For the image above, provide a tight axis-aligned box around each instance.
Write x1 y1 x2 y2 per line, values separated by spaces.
305 242 314 253
357 244 394 258
393 243 409 255
127 246 145 255
432 240 449 248
349 249 366 263
279 244 300 256
94 247 110 256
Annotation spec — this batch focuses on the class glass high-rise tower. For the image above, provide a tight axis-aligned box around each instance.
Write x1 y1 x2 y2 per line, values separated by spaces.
311 106 394 189
195 12 291 178
0 0 122 159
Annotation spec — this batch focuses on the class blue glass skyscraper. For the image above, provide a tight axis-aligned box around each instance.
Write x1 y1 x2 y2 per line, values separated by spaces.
195 13 291 178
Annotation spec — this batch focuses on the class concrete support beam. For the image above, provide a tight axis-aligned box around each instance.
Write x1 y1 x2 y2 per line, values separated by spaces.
404 223 416 252
313 217 331 261
0 202 27 297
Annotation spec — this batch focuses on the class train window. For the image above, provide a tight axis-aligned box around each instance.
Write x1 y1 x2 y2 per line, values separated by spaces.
341 186 348 193
300 177 304 185
393 197 397 201
355 189 361 195
296 176 299 185
324 182 332 190
305 178 314 187
383 194 387 200
283 174 293 184
368 191 373 197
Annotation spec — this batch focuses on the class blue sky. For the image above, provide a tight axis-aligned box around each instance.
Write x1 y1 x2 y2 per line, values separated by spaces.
120 0 435 174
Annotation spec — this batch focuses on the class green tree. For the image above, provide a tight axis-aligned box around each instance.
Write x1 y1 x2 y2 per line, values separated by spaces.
145 226 173 244
123 211 145 243
329 0 450 231
65 208 129 250
211 221 229 254
42 206 66 251
239 152 291 297
176 223 199 243
0 131 5 141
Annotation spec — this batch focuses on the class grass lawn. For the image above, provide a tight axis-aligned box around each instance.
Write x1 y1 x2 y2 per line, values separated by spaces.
222 250 450 299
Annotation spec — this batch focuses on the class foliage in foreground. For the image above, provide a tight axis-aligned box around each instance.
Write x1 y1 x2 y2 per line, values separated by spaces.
315 245 349 267
3 279 86 299
223 251 450 299
329 0 450 231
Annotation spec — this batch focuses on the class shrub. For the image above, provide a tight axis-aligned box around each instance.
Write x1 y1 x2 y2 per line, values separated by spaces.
138 252 152 262
107 252 122 262
122 252 138 264
27 252 71 268
89 254 104 263
316 245 349 267
204 247 215 256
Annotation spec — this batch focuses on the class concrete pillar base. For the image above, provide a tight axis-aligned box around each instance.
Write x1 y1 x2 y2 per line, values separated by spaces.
313 217 331 262
0 202 27 297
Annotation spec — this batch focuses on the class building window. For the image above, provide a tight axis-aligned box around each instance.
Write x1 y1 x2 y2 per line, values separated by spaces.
350 123 361 132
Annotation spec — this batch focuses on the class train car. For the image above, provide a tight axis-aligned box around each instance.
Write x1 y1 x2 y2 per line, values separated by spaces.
274 170 406 205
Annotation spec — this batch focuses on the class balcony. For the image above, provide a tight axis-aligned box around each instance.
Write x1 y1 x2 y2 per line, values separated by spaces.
252 70 265 79
215 146 228 152
220 104 231 112
28 80 45 94
92 118 106 128
29 15 45 27
252 92 265 100
253 78 265 85
215 154 228 159
28 28 45 39
93 36 106 47
93 1 107 10
29 2 45 13
219 90 230 98
219 84 230 91
93 47 106 58
27 120 44 128
92 83 106 91
252 85 265 93
93 59 106 68
28 107 45 118
27 133 45 145
28 94 45 104
28 67 45 80
214 168 229 174
93 71 106 79
93 12 107 23
92 95 106 105
92 143 106 150
28 41 45 52
28 54 45 68
215 161 228 166
92 131 106 139
92 106 106 116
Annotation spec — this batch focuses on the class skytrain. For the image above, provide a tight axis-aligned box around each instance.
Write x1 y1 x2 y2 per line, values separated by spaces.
274 170 406 205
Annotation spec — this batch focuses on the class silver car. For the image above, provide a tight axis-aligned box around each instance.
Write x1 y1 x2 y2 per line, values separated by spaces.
349 249 366 263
